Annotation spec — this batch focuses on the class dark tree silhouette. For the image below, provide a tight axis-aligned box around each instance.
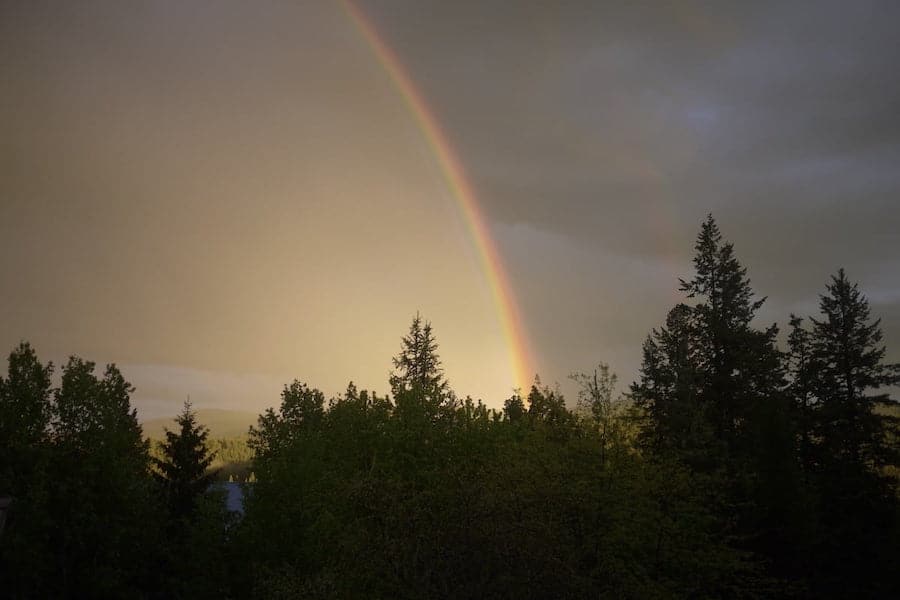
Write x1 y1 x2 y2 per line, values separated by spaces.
525 376 568 428
632 216 803 586
390 313 454 417
248 379 326 460
0 342 53 448
633 216 787 472
3 218 900 598
787 314 816 469
676 215 785 458
807 269 900 468
50 357 156 596
632 302 712 466
791 269 900 598
0 344 56 596
153 400 217 520
503 392 526 422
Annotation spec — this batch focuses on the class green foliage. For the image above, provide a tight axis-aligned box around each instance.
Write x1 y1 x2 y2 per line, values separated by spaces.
150 435 255 482
572 362 618 423
233 319 751 598
207 436 254 482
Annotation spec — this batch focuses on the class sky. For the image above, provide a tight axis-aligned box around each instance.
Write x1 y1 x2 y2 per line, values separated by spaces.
2 0 898 419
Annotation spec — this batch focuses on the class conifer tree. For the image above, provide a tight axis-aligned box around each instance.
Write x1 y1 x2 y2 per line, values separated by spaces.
632 216 800 580
787 314 816 467
153 400 216 520
390 313 453 414
677 215 785 457
807 269 899 469
799 269 900 598
632 303 712 465
632 217 789 461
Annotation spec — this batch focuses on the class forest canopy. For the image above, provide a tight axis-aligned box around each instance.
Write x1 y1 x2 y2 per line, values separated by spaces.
1 217 898 599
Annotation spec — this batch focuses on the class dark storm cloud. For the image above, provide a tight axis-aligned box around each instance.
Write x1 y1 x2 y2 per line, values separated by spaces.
359 0 900 382
362 0 900 251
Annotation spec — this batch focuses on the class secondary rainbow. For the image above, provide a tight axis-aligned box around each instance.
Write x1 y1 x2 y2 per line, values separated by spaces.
340 0 535 393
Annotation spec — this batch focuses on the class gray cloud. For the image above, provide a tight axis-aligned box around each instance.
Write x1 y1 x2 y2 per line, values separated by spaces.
357 0 900 383
364 0 900 237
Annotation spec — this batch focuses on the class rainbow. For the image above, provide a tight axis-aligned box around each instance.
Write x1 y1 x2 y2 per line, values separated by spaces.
340 0 535 393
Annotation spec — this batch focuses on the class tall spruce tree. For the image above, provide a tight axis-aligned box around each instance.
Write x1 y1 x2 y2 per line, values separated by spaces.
806 269 900 468
632 303 713 467
677 215 785 459
632 216 802 584
390 313 453 416
153 400 217 520
797 269 900 597
633 217 786 466
152 402 233 598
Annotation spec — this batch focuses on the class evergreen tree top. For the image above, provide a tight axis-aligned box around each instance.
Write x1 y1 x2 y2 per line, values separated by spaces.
152 400 216 520
809 268 898 399
679 214 766 329
390 312 449 400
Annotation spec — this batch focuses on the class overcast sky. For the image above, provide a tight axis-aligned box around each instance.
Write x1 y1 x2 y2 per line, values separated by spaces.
2 1 898 419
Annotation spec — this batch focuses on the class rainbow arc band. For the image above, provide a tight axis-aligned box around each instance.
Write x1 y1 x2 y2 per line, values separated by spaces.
341 1 535 393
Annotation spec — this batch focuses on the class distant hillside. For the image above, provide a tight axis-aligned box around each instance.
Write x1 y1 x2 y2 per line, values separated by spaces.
142 408 258 439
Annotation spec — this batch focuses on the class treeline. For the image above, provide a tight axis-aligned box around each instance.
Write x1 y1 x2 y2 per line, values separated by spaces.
149 437 254 483
0 352 234 597
1 216 898 598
